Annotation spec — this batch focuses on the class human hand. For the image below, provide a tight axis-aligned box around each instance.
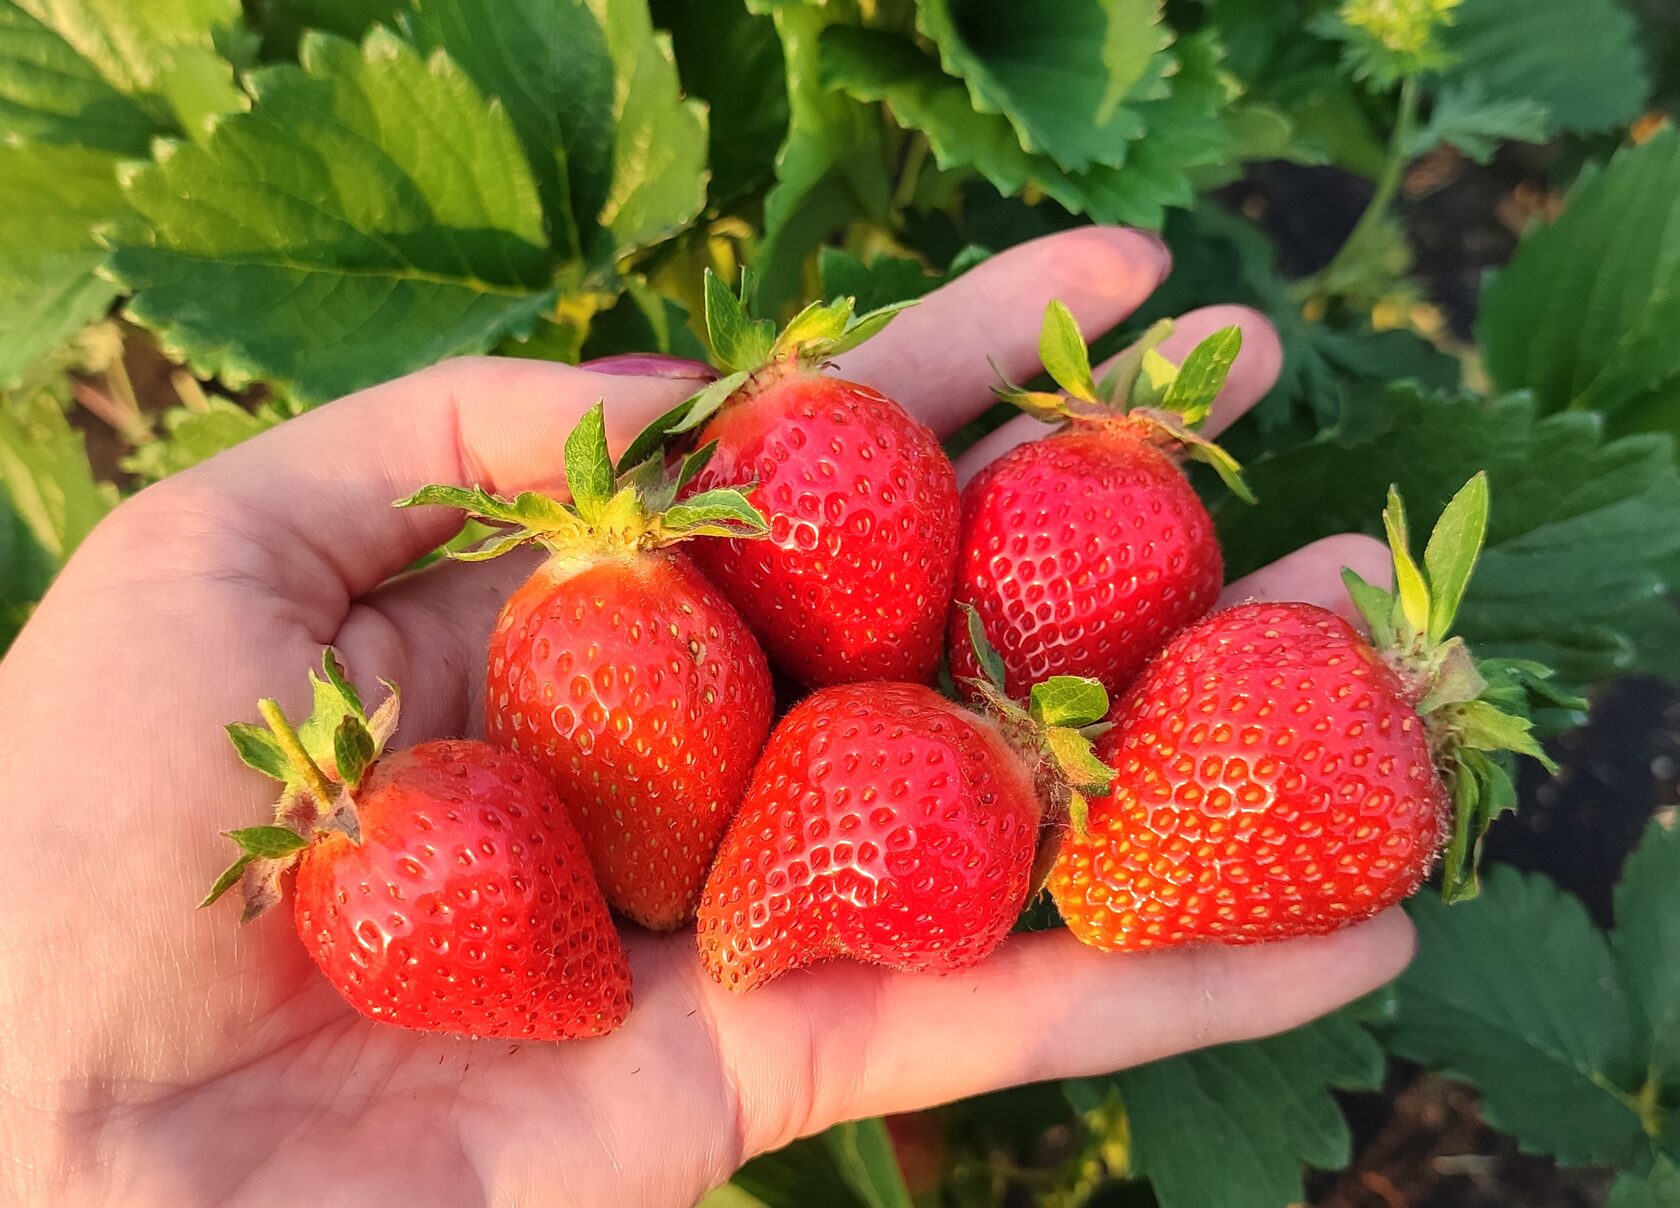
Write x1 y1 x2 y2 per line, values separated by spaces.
0 227 1413 1207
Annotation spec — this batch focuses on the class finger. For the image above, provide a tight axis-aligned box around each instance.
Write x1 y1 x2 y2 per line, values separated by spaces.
953 304 1283 486
128 356 699 604
336 546 545 743
1218 534 1393 626
832 226 1172 436
722 910 1415 1156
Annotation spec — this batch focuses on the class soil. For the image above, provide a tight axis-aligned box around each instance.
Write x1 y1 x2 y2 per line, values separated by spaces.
1310 1071 1616 1208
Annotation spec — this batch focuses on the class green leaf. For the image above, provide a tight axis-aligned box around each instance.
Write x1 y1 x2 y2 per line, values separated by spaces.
0 140 127 385
617 398 703 477
1028 675 1110 729
319 649 364 717
673 442 718 493
662 489 767 536
409 0 706 261
1177 428 1254 504
1162 325 1242 424
1381 485 1429 640
1610 1159 1680 1208
1212 388 1680 701
8 0 248 138
1043 726 1114 796
1406 81 1549 164
915 0 1164 172
729 1135 865 1208
1096 1008 1385 1208
704 269 776 372
669 369 751 434
225 722 291 781
1037 300 1098 402
199 853 255 908
295 666 366 772
818 247 949 314
821 302 912 359
1340 568 1395 647
822 26 1228 230
695 1185 772 1208
122 396 280 482
1393 866 1649 1166
578 278 707 364
1095 316 1171 402
587 0 709 257
753 1 891 313
0 0 162 152
1614 816 1680 1085
563 401 616 516
0 484 53 651
651 0 787 206
1454 699 1546 761
958 602 1007 690
225 824 309 859
111 28 555 403
772 296 853 359
0 384 111 574
1440 0 1649 134
1480 130 1680 426
820 1118 912 1208
246 0 405 59
1422 472 1490 643
401 0 593 260
1123 205 1459 429
332 714 375 790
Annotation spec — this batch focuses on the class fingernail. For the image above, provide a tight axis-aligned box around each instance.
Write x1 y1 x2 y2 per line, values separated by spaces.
1132 228 1173 284
581 353 717 382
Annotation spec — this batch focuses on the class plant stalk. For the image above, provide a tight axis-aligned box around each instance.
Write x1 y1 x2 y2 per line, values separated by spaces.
1297 74 1420 300
257 698 337 810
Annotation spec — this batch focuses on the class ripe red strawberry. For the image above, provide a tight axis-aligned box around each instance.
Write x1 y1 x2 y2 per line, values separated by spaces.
951 302 1252 701
670 271 959 686
1049 476 1573 950
697 640 1114 991
399 404 774 930
204 652 631 1040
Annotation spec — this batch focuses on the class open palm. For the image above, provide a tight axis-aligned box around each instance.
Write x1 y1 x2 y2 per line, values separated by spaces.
0 228 1412 1207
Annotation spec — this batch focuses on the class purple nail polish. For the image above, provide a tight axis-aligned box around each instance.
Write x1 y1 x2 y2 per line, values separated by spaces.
581 353 718 382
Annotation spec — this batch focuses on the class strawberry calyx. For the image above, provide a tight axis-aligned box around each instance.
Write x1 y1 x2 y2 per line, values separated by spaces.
394 401 768 563
1341 473 1586 903
202 649 400 922
993 300 1256 504
955 604 1116 839
631 268 914 439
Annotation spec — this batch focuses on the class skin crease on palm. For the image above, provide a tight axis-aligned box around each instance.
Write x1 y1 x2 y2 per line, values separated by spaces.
0 227 1417 1208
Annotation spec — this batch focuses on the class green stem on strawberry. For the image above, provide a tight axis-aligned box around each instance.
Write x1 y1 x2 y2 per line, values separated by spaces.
395 401 769 562
625 269 915 442
203 650 399 921
255 697 336 810
993 300 1256 504
1342 473 1586 902
956 603 1115 838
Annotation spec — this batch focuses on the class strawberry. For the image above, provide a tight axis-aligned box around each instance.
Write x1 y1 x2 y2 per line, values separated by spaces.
204 652 631 1040
1049 475 1576 951
697 622 1113 991
663 271 959 687
951 302 1252 701
398 404 774 930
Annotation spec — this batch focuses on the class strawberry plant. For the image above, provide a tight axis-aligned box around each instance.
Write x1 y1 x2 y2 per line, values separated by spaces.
3 0 1680 1204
